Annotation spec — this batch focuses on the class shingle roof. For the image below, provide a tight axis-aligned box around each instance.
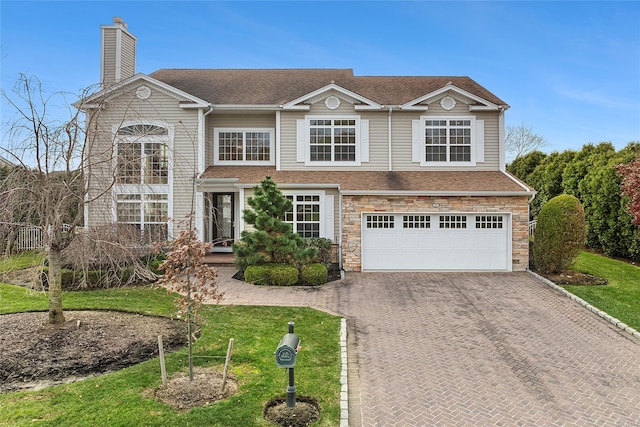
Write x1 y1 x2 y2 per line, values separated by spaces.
199 166 532 193
149 69 507 107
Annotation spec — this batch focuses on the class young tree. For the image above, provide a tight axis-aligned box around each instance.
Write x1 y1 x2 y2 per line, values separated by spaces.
505 124 546 162
155 218 223 381
233 176 316 271
617 156 640 227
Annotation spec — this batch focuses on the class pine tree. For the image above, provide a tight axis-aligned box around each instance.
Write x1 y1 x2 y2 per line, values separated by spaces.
233 176 316 271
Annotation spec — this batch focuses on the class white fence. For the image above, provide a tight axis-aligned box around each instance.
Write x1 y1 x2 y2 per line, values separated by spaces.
16 224 72 251
528 220 537 236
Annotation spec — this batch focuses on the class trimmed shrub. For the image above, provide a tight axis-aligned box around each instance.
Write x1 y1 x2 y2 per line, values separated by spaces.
244 265 271 285
533 194 586 273
301 263 328 285
305 238 333 267
244 263 299 286
269 264 299 286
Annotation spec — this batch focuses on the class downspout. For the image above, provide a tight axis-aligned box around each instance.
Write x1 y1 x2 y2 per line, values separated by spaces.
388 106 393 171
195 104 214 242
498 106 506 171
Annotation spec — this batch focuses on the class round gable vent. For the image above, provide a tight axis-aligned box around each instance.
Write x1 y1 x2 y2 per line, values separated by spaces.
440 96 456 111
136 85 151 100
325 95 341 110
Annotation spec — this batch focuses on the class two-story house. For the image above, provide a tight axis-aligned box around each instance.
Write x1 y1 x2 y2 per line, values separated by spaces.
79 18 533 272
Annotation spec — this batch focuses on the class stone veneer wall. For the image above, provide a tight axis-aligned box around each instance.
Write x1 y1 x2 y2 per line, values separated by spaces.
341 195 530 272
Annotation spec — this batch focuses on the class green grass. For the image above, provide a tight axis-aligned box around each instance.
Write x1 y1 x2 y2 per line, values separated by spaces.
0 264 342 426
0 251 45 272
562 251 640 331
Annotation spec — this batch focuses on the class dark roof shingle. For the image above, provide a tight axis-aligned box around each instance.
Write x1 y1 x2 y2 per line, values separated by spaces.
200 166 532 193
149 69 507 106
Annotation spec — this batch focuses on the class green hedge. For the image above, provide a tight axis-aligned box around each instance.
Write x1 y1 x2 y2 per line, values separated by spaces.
244 264 299 286
300 263 328 285
533 194 586 273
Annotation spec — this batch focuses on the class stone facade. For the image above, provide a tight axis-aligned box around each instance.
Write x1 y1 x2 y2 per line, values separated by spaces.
341 195 530 272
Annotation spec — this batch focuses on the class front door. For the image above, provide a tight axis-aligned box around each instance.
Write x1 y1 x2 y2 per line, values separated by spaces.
210 193 234 252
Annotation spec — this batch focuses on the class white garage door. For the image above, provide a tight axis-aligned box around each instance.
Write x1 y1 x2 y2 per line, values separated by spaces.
361 213 510 271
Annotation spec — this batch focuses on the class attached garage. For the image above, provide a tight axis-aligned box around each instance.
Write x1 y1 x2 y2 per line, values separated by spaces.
361 213 511 271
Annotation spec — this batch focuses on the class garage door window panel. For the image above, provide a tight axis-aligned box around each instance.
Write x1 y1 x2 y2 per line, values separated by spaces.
366 215 395 229
439 215 467 229
403 215 430 229
476 215 503 229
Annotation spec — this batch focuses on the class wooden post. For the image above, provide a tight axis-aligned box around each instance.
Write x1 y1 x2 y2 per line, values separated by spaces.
222 338 234 392
158 335 167 387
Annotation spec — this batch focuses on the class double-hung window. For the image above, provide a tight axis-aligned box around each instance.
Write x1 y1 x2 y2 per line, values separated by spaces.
297 115 369 166
412 116 483 166
285 195 321 238
280 192 335 241
214 128 274 165
116 193 169 242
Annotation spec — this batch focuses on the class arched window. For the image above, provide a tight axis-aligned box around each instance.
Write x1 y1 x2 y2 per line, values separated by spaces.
116 124 169 184
114 123 171 242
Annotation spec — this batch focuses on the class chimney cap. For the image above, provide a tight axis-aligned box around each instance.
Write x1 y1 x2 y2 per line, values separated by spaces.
112 16 127 28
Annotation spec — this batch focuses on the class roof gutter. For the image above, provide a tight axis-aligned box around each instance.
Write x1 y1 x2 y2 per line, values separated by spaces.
341 190 534 197
387 106 393 171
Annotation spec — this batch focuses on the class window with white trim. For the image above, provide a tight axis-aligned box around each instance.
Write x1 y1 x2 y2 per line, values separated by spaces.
285 195 321 238
114 123 171 241
116 193 168 242
214 128 274 165
116 125 169 184
310 119 356 162
298 116 369 166
412 116 483 166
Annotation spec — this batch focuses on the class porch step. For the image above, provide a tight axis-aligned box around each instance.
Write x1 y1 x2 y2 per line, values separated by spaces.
204 253 236 266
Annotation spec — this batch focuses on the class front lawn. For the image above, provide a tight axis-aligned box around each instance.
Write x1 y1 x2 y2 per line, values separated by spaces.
0 278 341 426
562 251 640 331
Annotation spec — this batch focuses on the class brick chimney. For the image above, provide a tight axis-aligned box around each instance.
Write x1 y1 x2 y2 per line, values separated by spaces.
100 17 137 88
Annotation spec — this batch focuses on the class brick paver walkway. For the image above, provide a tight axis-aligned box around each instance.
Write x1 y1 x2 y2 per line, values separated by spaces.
214 268 640 426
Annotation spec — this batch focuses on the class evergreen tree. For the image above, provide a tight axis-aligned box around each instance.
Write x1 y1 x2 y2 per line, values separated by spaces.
233 176 316 271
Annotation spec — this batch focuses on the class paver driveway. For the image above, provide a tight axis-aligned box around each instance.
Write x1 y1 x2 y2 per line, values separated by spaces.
215 269 640 426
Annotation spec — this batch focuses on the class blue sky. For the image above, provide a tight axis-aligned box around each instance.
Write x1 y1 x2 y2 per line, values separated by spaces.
1 1 639 156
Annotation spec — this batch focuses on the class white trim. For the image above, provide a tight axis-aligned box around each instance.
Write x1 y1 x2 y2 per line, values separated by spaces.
414 115 478 166
342 190 532 196
501 170 534 193
401 84 501 111
276 111 281 170
499 108 506 171
238 188 246 235
236 183 340 190
303 114 362 166
196 192 204 241
282 83 381 110
213 128 275 166
76 74 209 109
281 190 329 239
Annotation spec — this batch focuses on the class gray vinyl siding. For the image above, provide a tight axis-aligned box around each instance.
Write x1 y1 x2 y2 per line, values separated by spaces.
205 113 276 166
101 28 117 86
120 33 136 81
390 103 501 171
85 83 200 233
279 99 389 171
